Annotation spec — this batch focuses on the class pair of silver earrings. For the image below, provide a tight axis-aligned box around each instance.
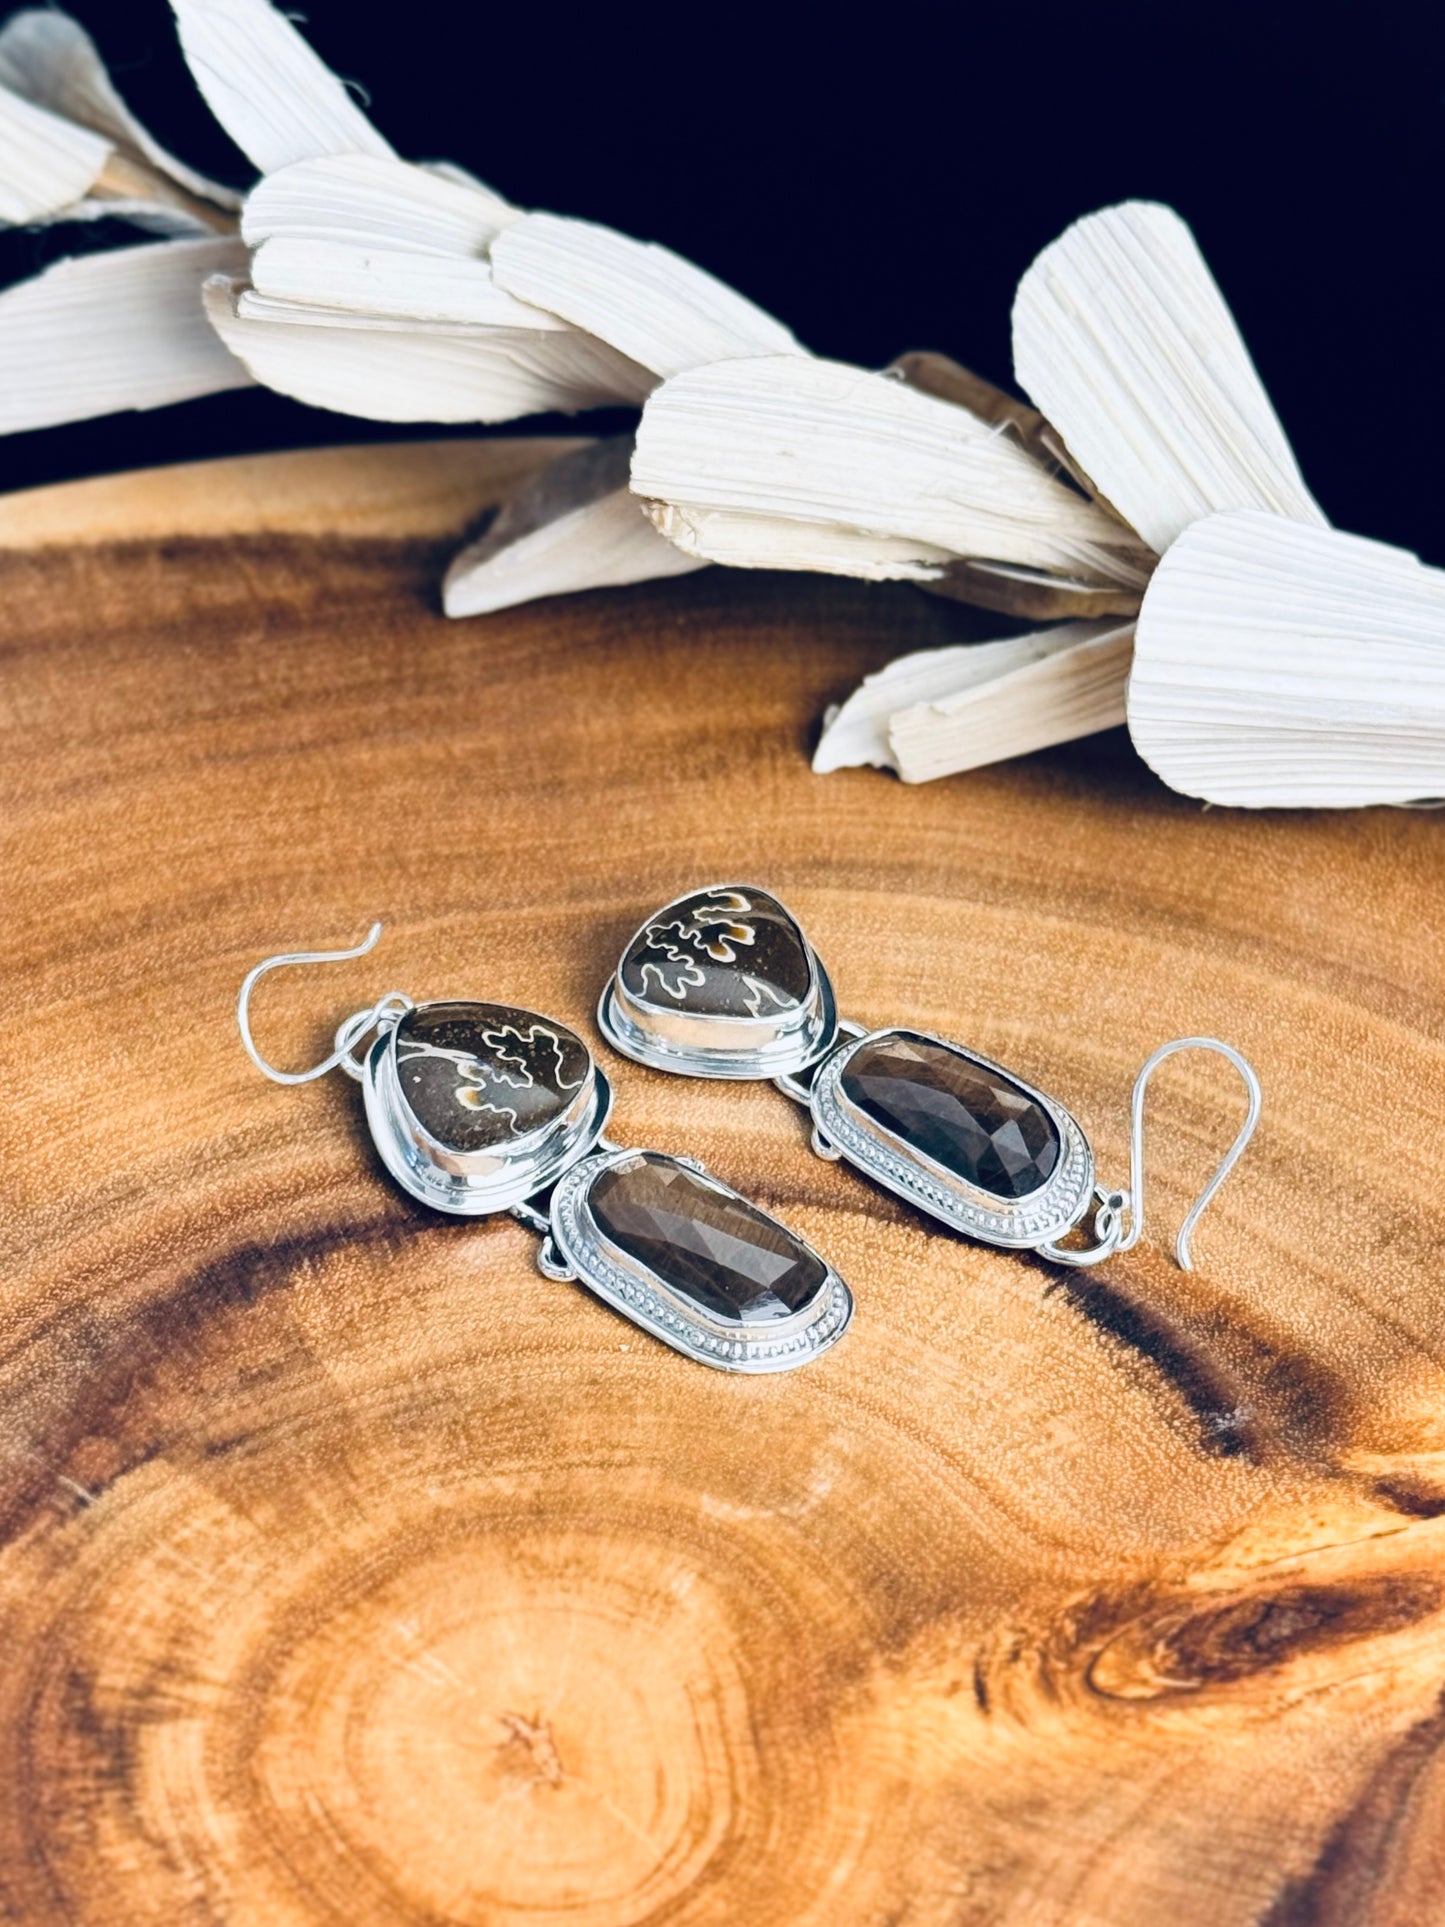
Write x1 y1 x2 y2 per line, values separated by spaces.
238 883 1260 1376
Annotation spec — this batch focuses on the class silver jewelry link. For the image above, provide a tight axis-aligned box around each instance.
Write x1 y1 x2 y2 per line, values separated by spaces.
332 993 413 1081
536 1235 578 1282
1038 1186 1129 1267
512 1204 580 1279
773 1017 867 1108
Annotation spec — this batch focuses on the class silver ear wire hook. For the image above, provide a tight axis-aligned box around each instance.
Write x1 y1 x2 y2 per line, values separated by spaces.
1040 1035 1260 1270
237 921 414 1085
1118 1036 1261 1270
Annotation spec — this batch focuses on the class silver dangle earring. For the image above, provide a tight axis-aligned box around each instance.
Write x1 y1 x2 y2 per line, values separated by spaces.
598 885 1261 1270
238 922 852 1372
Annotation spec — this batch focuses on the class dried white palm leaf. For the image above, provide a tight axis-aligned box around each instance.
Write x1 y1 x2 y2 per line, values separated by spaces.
170 0 394 174
0 7 237 231
224 230 647 420
890 622 1134 782
249 237 561 330
0 80 108 225
814 621 1133 779
1013 200 1326 554
490 213 802 380
202 274 651 422
444 436 704 617
816 201 1337 792
241 153 515 257
883 352 1147 619
229 288 471 333
0 235 250 432
888 349 1053 465
1128 510 1445 808
183 18 656 428
645 502 956 581
633 355 1150 586
806 399 1142 774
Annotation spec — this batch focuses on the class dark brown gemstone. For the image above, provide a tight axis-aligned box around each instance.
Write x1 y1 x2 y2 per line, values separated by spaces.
618 886 811 1018
588 1153 827 1325
394 1002 590 1153
841 1031 1061 1199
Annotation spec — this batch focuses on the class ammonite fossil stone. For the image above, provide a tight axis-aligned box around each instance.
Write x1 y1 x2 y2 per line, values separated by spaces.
841 1032 1061 1198
394 1002 590 1153
618 886 812 1019
588 1153 828 1324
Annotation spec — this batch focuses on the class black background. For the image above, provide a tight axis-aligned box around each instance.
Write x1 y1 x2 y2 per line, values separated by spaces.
2 0 1442 562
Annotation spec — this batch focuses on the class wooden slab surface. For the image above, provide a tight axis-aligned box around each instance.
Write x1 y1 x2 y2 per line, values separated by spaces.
2 441 1444 1927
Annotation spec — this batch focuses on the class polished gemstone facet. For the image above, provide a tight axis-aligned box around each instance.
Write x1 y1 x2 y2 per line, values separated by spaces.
841 1032 1061 1198
588 1153 827 1324
394 1002 590 1153
618 886 811 1018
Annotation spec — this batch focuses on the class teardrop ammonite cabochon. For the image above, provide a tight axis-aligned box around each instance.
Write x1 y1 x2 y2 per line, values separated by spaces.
598 884 838 1079
361 1000 612 1214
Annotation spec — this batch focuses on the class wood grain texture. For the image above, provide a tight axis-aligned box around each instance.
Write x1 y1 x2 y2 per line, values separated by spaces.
2 441 1444 1927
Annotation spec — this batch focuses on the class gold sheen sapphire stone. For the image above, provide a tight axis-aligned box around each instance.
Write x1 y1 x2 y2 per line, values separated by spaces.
588 1154 827 1325
840 1032 1061 1199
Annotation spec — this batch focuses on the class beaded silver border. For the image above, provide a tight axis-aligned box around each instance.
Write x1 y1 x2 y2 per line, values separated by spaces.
809 1029 1095 1249
548 1148 853 1373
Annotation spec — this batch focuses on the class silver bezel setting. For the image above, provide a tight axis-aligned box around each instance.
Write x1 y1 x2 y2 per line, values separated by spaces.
548 1148 853 1373
597 881 839 1081
809 1028 1096 1249
362 1018 612 1216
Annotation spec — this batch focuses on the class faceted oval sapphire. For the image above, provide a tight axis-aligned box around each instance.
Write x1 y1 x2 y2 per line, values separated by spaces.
840 1031 1061 1199
393 1002 591 1153
618 885 812 1018
587 1153 827 1325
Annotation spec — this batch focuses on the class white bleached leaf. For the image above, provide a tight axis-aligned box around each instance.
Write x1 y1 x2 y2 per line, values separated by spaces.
0 7 239 222
491 213 802 379
0 235 250 432
1128 510 1445 808
645 501 956 580
242 152 514 256
444 436 704 617
0 80 108 223
1013 201 1326 553
249 237 563 329
815 621 1133 779
633 355 1148 585
231 287 501 333
202 274 652 422
889 623 1134 782
171 0 395 173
